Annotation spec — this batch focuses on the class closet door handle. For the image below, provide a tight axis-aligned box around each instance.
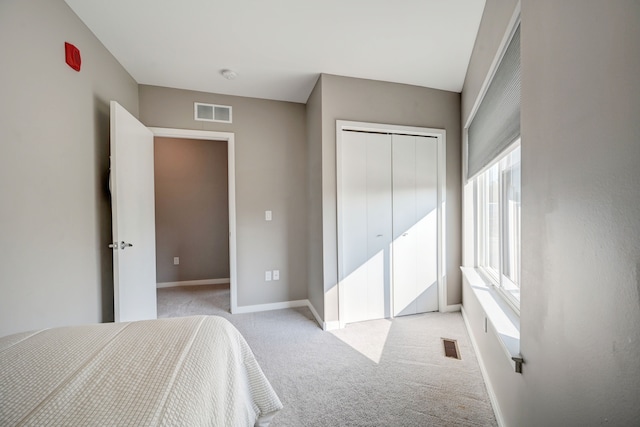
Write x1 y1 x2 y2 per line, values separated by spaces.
109 241 133 250
402 233 408 237
376 234 383 237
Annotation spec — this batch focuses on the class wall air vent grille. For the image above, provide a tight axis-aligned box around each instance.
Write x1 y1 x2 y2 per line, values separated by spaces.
194 102 232 123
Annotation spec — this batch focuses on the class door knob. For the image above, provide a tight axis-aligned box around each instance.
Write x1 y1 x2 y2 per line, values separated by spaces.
109 241 133 250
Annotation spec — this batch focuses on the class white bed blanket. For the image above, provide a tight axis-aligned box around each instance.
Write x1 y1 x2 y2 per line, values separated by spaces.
0 316 283 426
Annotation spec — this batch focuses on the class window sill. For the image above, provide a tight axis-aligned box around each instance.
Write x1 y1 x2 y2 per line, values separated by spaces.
476 268 521 316
461 267 521 371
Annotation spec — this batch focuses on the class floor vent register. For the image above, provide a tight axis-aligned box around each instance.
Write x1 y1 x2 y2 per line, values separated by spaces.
442 338 461 359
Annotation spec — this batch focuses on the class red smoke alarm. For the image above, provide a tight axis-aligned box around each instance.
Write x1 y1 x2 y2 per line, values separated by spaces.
65 42 81 72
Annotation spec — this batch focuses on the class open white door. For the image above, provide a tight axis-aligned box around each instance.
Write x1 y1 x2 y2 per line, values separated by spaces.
110 101 157 322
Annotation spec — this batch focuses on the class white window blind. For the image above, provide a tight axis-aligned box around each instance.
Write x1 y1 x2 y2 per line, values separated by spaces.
467 24 521 180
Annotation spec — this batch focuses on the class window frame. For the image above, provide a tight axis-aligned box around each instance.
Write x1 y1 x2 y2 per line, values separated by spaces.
475 139 521 314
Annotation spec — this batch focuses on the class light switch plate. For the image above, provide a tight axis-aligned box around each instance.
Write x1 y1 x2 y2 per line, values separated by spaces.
265 271 272 281
265 210 272 221
273 270 280 280
173 257 180 265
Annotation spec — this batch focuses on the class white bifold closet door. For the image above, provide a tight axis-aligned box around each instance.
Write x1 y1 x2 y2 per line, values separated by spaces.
340 132 392 324
340 131 438 324
392 135 438 317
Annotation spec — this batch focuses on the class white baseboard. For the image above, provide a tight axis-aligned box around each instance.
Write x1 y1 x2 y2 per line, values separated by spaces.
442 303 462 313
233 299 309 314
230 298 460 333
323 320 341 331
461 306 506 427
231 298 336 331
302 302 341 330
305 301 324 329
156 278 230 289
230 298 459 331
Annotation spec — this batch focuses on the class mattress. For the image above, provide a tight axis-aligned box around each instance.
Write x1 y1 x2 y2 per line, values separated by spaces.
0 316 283 426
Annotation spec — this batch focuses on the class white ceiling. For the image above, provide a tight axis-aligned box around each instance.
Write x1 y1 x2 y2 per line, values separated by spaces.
64 0 486 104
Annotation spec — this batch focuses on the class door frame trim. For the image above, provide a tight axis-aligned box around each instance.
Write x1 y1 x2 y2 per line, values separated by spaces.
336 120 447 328
148 127 238 313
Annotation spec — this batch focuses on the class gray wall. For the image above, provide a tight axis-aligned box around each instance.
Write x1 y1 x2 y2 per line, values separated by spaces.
154 137 229 283
0 0 138 337
460 1 522 423
462 0 640 425
519 0 640 424
139 86 308 307
306 78 325 317
461 0 520 126
0 0 139 337
316 74 462 323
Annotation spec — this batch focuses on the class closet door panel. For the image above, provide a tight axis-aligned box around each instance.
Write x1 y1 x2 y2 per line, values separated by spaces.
392 135 419 316
340 132 369 324
414 136 439 313
340 131 391 323
365 134 392 320
393 135 439 316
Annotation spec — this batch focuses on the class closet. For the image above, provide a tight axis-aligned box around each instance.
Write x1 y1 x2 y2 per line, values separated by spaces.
337 124 441 325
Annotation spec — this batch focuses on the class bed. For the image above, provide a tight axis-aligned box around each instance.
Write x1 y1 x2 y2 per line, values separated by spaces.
0 315 283 426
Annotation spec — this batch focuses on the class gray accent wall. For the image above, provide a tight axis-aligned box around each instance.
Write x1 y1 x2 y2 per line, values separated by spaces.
462 0 640 424
0 0 139 337
154 137 229 283
139 85 308 307
305 78 325 317
311 74 462 324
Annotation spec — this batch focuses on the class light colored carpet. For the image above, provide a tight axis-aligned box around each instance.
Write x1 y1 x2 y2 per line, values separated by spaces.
157 285 497 427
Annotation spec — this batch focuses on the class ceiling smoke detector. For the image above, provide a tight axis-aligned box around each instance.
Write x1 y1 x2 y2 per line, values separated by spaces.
221 69 237 80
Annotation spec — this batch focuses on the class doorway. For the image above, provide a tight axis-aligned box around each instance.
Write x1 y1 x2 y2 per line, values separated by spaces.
149 127 238 313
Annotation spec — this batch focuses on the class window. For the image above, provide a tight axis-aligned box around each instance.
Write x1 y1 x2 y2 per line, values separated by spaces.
476 142 521 310
466 20 520 315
